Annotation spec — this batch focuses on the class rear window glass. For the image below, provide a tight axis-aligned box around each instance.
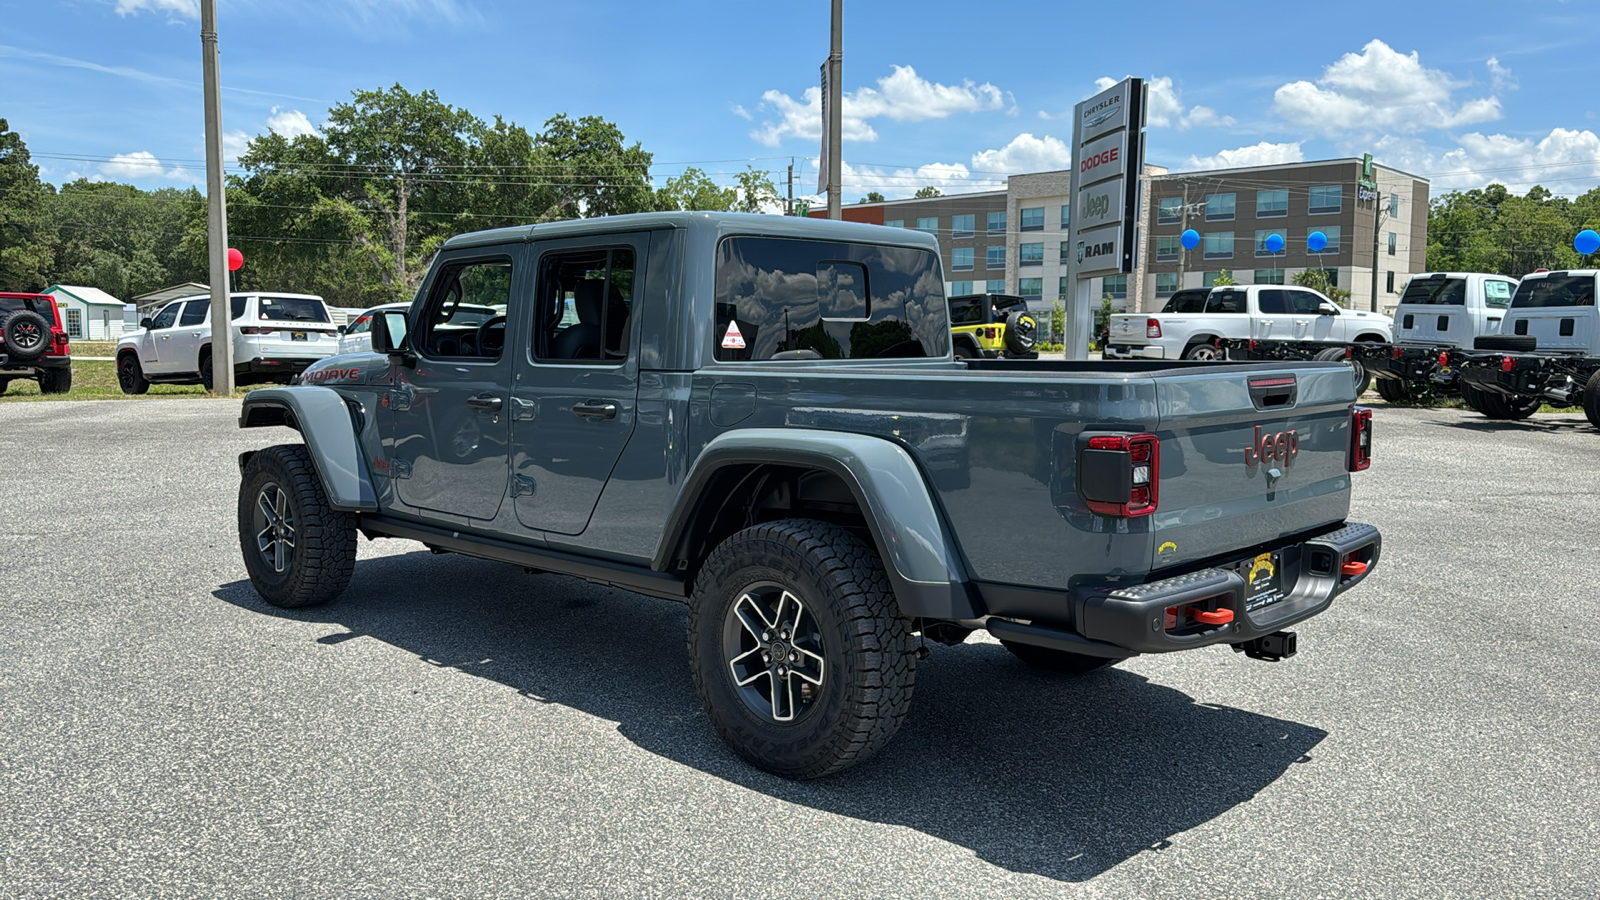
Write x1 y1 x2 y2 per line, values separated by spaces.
1205 289 1247 314
255 296 330 323
1484 280 1513 308
1511 275 1597 309
714 237 949 361
1400 277 1466 306
948 295 986 326
0 296 49 316
1162 290 1207 314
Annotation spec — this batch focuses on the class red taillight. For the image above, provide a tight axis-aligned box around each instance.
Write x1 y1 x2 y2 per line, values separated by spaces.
1248 339 1260 351
54 330 70 352
1392 345 1404 359
1344 345 1354 359
1437 350 1450 368
985 327 997 339
1349 406 1373 471
1146 318 1161 339
1500 355 1517 372
1082 433 1160 517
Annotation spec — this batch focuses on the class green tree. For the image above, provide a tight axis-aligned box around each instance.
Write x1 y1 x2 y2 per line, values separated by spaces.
914 186 942 199
532 113 655 220
655 167 735 211
0 119 54 290
1292 268 1351 306
857 191 885 204
47 181 204 297
1211 269 1235 286
734 165 779 214
1049 298 1064 341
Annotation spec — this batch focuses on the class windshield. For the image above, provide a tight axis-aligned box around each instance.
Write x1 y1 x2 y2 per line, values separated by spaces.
1400 277 1466 306
1511 275 1597 309
255 296 331 322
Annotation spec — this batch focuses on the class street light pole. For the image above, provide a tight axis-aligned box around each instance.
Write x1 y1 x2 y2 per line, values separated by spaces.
826 0 842 220
201 0 233 395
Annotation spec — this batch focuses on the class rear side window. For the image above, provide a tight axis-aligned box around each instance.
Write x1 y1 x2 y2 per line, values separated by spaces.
1484 280 1514 308
257 297 330 323
179 300 208 326
1257 289 1288 314
1512 275 1597 309
1205 289 1247 314
714 237 949 361
1401 277 1467 306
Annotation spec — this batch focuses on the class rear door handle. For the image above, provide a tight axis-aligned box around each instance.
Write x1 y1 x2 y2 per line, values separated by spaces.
466 393 503 411
571 400 617 420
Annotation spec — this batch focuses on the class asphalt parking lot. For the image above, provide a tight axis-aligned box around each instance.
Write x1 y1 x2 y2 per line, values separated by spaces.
3 399 1598 898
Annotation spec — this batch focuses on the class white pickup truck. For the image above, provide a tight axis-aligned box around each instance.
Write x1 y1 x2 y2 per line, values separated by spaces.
1106 285 1393 361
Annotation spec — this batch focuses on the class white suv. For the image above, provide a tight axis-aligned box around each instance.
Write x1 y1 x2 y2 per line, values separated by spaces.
116 292 338 393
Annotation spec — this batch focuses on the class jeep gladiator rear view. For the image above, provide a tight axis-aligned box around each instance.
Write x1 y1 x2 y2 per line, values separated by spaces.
235 213 1381 779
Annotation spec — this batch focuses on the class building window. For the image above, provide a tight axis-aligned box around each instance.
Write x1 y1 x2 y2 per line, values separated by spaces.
1019 277 1043 300
1309 185 1341 215
64 308 83 337
1020 242 1044 266
1388 193 1400 217
1388 232 1397 256
986 245 1006 268
1102 275 1128 301
985 279 1005 294
1157 197 1182 224
1256 189 1288 217
1020 207 1044 231
1386 271 1395 293
1205 193 1236 221
884 219 903 229
1255 269 1286 285
1058 276 1070 299
1060 241 1071 261
1156 235 1180 261
1203 232 1234 260
1254 230 1286 257
1314 226 1342 253
952 214 974 237
1060 205 1071 229
951 247 974 271
916 216 939 233
951 280 974 296
1156 272 1179 297
1203 271 1227 287
987 211 1006 234
1312 268 1339 287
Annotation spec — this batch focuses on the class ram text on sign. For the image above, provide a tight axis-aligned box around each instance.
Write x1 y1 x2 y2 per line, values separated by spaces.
1074 223 1124 278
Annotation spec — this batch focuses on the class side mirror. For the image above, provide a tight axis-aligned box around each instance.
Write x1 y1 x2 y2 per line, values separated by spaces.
371 310 411 360
336 324 348 335
139 317 153 329
1319 305 1340 316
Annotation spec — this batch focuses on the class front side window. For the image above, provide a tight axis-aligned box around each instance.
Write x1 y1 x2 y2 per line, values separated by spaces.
951 247 974 271
986 245 1006 268
951 214 974 237
1020 243 1044 266
1157 197 1182 224
916 216 938 233
713 237 948 361
179 300 208 326
1020 207 1044 231
1256 189 1288 217
1018 277 1043 300
149 302 181 330
1203 232 1234 260
1205 193 1236 221
533 249 634 363
987 211 1006 234
1289 290 1330 314
418 258 514 360
1155 273 1179 296
1156 235 1180 261
1309 185 1342 215
346 314 373 335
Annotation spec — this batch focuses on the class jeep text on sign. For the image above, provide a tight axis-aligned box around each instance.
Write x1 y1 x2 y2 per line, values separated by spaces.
1076 178 1124 231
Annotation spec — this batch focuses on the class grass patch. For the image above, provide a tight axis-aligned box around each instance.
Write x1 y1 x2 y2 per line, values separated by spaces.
71 341 120 357
0 360 246 401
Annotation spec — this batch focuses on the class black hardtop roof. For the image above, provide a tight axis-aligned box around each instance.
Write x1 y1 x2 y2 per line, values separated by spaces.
440 211 943 253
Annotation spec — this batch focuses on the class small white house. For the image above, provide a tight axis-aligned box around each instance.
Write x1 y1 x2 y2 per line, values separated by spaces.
42 285 129 340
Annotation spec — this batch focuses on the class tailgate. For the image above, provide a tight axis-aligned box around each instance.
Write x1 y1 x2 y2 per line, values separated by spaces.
1151 364 1355 570
1109 314 1148 345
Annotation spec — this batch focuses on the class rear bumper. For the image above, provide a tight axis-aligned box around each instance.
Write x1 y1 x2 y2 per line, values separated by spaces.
235 357 319 378
1104 343 1166 359
1451 350 1594 398
985 521 1381 656
0 353 71 375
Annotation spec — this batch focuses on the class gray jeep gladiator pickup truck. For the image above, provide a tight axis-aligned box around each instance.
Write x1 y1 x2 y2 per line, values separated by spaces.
236 212 1381 779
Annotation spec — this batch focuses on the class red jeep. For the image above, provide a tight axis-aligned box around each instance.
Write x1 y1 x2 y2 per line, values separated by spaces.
0 293 72 395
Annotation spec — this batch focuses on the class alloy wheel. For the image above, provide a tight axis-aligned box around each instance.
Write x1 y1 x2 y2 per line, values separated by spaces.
722 582 826 723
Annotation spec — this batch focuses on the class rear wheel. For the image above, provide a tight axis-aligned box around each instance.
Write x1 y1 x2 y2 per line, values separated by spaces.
1001 640 1127 674
953 344 976 361
1584 371 1600 430
0 378 9 396
199 349 213 392
38 367 71 395
1316 346 1371 396
1375 377 1410 403
1182 342 1221 361
116 354 149 395
238 444 357 608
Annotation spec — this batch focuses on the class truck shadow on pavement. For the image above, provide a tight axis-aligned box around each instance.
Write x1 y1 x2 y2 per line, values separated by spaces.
215 550 1326 883
1431 414 1589 434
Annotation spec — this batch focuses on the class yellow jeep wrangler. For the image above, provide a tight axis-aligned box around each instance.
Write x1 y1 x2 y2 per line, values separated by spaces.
949 293 1038 360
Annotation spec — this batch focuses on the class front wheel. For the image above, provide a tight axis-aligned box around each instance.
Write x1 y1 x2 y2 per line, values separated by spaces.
1001 640 1127 674
238 444 357 608
1583 370 1600 430
688 519 917 779
117 355 149 395
199 349 214 392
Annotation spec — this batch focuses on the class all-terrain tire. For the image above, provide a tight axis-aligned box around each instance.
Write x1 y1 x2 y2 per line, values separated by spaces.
0 309 51 362
1316 346 1371 396
1474 334 1537 353
687 519 917 779
1000 640 1127 674
238 444 357 609
1004 310 1037 355
1584 370 1600 430
117 354 150 395
1182 342 1221 361
38 367 72 394
1498 394 1543 420
1375 377 1410 404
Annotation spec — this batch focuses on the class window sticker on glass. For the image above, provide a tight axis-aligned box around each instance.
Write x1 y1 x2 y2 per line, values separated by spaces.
722 321 746 350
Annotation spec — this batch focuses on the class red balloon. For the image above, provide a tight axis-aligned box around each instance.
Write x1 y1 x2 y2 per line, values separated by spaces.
226 247 244 271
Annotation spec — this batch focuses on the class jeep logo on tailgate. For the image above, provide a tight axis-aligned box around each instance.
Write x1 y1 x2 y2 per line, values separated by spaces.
1244 425 1298 469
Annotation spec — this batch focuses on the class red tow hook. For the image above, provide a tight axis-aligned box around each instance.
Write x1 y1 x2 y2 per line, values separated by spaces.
1341 560 1369 576
1191 608 1235 625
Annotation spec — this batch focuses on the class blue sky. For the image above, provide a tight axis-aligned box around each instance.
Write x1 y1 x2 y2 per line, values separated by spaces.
3 0 1598 201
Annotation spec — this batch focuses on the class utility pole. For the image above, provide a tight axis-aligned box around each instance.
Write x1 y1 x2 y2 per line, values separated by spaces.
1370 190 1383 312
826 0 842 220
201 0 233 395
786 160 794 216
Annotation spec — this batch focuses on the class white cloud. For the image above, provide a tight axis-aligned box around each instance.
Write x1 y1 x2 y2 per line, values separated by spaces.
1184 141 1305 171
1274 39 1501 135
100 150 192 182
222 130 251 162
751 65 1005 146
1093 75 1235 130
971 133 1074 174
1487 57 1517 92
1372 129 1600 194
267 107 318 139
730 104 752 121
114 0 198 19
798 157 989 201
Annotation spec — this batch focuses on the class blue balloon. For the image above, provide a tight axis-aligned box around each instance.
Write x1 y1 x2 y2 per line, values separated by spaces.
1576 229 1600 256
1265 233 1285 253
1308 231 1328 252
1180 229 1200 249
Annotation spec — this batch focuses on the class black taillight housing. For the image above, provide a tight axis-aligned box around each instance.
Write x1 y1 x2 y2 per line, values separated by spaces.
1079 433 1160 517
1349 406 1373 471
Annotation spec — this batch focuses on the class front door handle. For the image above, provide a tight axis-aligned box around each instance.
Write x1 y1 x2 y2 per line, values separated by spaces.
571 400 617 420
466 393 503 411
